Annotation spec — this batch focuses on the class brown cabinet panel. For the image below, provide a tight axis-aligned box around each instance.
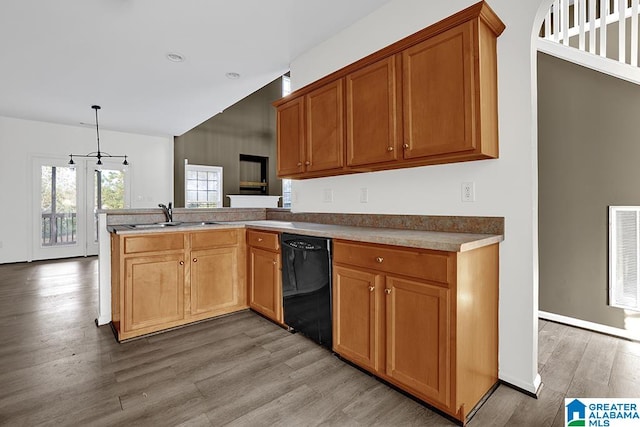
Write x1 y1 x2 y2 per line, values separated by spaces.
112 228 246 341
124 233 185 254
248 247 282 323
402 23 474 159
124 254 185 331
273 3 503 179
333 240 451 284
190 247 239 316
331 238 499 423
347 56 401 166
385 275 450 407
305 79 345 172
277 97 305 176
333 265 384 372
191 229 238 250
247 229 280 251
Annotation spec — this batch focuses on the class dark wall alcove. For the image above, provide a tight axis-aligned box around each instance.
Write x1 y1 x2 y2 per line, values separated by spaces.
174 77 283 207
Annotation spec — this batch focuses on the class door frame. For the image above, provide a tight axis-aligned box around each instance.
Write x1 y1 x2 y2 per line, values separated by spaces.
31 155 87 260
85 160 131 256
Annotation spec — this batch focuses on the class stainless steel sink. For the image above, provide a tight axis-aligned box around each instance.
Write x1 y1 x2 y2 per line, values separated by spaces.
128 222 182 229
182 221 223 226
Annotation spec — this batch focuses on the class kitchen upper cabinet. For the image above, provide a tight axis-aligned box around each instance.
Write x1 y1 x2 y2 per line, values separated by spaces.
247 230 283 324
346 56 401 167
276 97 305 176
273 1 504 179
276 81 344 178
305 79 344 173
402 23 473 159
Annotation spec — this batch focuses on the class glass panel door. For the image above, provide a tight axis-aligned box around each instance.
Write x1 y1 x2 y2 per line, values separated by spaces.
33 158 85 260
87 162 129 256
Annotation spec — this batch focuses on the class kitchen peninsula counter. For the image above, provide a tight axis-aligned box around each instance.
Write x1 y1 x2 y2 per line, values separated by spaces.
109 219 503 253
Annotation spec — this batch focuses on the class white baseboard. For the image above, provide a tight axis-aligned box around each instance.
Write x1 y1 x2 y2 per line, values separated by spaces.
539 310 640 342
499 372 542 395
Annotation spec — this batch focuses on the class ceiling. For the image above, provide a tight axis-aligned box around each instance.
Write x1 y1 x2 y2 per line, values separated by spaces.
0 0 392 137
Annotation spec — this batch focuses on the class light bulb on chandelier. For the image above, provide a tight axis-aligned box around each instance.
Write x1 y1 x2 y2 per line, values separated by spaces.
68 105 129 170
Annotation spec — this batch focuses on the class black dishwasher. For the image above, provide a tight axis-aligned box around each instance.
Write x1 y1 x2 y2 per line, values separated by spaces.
281 233 332 349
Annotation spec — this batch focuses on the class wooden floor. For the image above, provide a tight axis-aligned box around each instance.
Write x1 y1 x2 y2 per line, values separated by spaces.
1 258 639 426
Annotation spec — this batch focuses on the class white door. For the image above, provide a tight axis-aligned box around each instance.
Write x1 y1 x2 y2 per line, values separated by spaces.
86 161 130 256
32 157 86 260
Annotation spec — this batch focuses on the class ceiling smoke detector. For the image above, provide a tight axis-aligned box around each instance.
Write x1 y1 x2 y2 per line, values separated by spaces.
225 72 241 80
166 53 185 62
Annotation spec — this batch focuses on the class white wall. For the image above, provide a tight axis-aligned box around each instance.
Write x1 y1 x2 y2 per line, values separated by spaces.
0 116 173 263
289 0 543 393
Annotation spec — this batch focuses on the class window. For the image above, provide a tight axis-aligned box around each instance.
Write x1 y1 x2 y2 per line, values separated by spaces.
610 206 640 311
282 74 291 96
40 165 77 246
282 179 292 208
185 163 223 208
281 74 292 208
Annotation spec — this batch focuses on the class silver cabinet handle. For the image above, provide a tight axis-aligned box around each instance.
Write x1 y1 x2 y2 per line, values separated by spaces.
384 288 391 295
375 257 384 263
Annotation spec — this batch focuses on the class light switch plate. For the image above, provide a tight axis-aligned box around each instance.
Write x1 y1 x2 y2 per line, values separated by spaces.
360 188 368 203
323 188 333 203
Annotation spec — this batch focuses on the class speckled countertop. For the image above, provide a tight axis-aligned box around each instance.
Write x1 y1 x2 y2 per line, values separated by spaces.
109 220 503 252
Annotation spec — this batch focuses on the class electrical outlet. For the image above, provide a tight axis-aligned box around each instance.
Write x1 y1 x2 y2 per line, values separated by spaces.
360 188 368 203
461 182 475 202
323 188 333 203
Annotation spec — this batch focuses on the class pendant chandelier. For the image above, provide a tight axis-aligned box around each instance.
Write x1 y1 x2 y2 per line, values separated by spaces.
68 105 129 167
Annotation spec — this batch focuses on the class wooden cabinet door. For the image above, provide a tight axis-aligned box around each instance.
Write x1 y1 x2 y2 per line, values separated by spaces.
277 96 305 176
305 79 345 172
249 247 282 323
402 22 474 159
333 265 384 373
346 56 401 166
124 254 185 332
385 276 451 407
190 247 239 317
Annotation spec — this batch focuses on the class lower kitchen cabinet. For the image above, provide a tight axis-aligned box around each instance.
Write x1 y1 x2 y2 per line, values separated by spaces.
333 265 383 372
247 230 282 324
332 239 499 425
111 228 247 341
124 253 185 332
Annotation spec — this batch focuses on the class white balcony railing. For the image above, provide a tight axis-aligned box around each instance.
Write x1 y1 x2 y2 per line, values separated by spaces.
541 0 640 66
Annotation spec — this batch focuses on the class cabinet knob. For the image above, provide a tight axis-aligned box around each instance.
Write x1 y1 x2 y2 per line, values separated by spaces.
297 162 302 167
179 261 184 266
193 258 198 263
375 256 384 263
402 143 409 149
384 288 392 295
368 286 375 292
305 161 311 166
257 238 263 242
387 146 394 152
273 261 277 265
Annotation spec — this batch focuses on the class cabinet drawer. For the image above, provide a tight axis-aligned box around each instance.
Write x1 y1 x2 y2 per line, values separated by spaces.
124 233 185 254
247 230 280 251
333 240 451 284
191 229 239 250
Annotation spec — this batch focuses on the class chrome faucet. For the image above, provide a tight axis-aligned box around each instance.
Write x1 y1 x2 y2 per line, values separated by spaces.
158 202 173 222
